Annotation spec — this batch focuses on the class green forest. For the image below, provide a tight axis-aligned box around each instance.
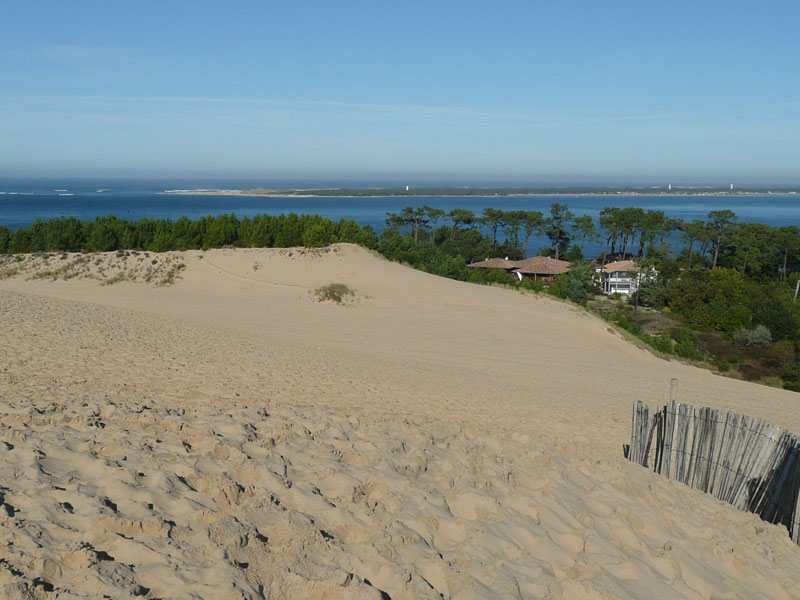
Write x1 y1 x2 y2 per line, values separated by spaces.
2 204 800 390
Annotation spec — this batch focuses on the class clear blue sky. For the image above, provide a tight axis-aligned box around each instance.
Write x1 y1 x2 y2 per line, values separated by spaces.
2 1 799 183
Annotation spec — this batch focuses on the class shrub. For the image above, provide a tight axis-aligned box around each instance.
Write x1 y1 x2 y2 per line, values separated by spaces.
520 278 544 293
616 316 643 336
662 306 672 314
467 269 488 284
738 362 766 381
675 328 704 361
763 341 795 372
733 325 772 347
780 362 800 383
314 283 355 304
675 343 704 361
675 328 697 346
484 268 513 285
784 381 800 393
568 278 588 305
717 359 731 372
651 332 674 354
548 274 569 299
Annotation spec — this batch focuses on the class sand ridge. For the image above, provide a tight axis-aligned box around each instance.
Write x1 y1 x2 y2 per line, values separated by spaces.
1 244 800 599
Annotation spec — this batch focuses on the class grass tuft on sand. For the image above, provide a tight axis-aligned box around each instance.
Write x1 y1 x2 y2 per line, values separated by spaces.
314 283 355 304
0 267 19 280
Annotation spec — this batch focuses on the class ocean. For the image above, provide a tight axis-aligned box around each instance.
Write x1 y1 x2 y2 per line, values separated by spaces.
2 178 798 258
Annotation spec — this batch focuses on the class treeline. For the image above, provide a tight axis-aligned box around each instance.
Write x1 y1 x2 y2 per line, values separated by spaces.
381 205 800 278
0 214 378 254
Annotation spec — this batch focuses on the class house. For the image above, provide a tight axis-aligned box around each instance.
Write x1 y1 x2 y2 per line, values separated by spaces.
467 256 570 283
509 256 570 283
600 260 655 295
466 257 518 272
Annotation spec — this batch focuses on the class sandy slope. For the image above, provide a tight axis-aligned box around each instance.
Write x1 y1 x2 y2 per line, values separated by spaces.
1 244 800 599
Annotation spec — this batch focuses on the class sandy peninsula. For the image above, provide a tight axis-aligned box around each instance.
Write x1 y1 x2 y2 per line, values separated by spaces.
1 244 800 599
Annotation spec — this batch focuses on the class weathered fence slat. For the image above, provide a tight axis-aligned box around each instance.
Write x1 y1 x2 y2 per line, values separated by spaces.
630 406 636 461
709 410 730 498
676 403 690 483
718 412 741 501
662 400 677 478
725 415 754 505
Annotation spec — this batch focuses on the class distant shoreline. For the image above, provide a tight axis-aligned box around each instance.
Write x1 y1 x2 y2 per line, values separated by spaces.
164 187 800 199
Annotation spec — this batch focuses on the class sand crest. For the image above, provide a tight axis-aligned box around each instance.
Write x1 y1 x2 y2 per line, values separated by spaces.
1 244 800 599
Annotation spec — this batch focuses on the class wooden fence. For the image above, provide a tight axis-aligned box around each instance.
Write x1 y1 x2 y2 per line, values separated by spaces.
625 379 800 543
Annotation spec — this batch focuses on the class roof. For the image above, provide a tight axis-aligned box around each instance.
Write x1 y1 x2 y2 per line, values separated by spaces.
603 260 640 273
467 258 517 270
511 256 571 275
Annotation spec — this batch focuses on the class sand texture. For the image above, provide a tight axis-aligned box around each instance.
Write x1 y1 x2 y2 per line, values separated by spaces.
2 244 800 599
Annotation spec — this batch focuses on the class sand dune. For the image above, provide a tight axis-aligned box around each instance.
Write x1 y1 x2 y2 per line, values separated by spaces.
2 244 800 599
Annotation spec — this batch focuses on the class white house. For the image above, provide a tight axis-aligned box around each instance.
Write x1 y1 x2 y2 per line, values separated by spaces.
600 260 655 296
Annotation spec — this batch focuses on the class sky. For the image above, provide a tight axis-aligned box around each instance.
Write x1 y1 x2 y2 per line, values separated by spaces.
1 1 799 184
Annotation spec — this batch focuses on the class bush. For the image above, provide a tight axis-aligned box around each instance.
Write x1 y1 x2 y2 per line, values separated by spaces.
484 268 513 285
616 316 643 336
675 343 704 361
733 325 772 347
520 278 544 293
764 341 795 372
675 328 704 361
717 359 731 372
650 332 674 354
675 328 697 346
314 283 355 304
738 362 766 381
784 381 800 393
780 362 800 382
568 278 588 305
467 269 488 284
548 274 569 299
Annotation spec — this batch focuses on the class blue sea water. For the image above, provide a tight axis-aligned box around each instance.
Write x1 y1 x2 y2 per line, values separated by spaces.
1 178 799 257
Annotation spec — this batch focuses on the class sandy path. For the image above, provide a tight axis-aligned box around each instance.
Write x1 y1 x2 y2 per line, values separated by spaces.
1 244 799 599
